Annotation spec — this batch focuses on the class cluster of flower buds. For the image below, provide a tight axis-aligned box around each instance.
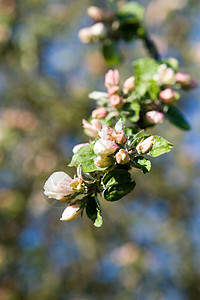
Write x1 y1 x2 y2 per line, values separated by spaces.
78 6 115 44
104 69 135 109
88 69 135 122
93 119 130 167
86 64 197 133
153 63 197 106
153 62 197 89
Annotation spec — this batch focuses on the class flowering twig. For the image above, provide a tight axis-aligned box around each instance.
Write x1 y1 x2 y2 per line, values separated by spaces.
43 2 197 227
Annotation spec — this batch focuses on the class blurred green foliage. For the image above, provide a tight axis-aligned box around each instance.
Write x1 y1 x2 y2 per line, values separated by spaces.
0 0 200 299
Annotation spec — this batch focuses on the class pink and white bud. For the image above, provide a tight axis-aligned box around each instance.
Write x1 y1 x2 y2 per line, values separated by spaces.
110 95 123 109
175 72 191 85
123 76 135 94
92 107 108 119
78 27 92 44
108 85 120 97
43 172 74 200
105 69 120 89
90 23 107 40
87 6 104 21
94 139 119 156
175 72 197 89
136 136 154 154
98 125 115 140
82 119 102 137
145 111 164 124
159 88 175 104
154 64 175 85
113 131 126 144
60 203 83 221
94 155 113 168
115 149 130 164
73 143 90 154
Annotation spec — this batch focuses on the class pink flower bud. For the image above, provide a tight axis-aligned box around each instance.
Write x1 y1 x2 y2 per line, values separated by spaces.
113 131 126 144
115 149 130 164
159 88 175 104
175 72 197 89
94 139 119 156
105 69 120 89
92 107 108 119
43 172 74 200
82 119 102 137
94 155 113 168
78 27 92 44
72 143 90 154
60 203 83 221
110 95 123 109
108 85 120 96
145 111 164 124
87 6 104 21
136 136 154 154
175 72 191 85
123 76 135 94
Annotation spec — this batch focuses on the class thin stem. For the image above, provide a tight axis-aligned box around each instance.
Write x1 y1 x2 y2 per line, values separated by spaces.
142 32 161 61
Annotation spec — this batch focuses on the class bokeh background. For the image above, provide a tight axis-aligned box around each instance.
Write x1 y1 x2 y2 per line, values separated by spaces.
0 0 200 299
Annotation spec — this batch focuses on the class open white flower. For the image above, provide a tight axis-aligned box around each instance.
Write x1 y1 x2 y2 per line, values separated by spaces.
43 171 74 200
154 64 175 86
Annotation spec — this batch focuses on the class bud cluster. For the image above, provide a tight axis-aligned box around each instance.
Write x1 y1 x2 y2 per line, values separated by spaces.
93 120 130 168
78 6 115 44
86 64 197 133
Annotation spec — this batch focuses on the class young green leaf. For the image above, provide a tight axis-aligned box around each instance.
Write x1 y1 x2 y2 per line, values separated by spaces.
148 80 160 100
117 2 145 23
102 169 132 187
86 196 103 227
130 156 151 174
69 143 105 172
122 101 140 122
128 130 146 148
165 105 191 130
134 58 159 81
102 42 122 66
103 181 136 201
149 136 173 157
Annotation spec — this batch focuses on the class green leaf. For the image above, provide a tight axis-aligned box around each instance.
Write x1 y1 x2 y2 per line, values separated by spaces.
130 156 151 174
86 196 103 227
124 127 138 136
117 2 145 23
69 143 104 172
161 57 179 72
148 80 160 100
165 105 191 131
134 58 159 81
149 136 173 157
128 130 146 148
122 101 140 122
102 169 132 187
102 42 122 66
132 79 150 98
134 130 145 139
103 181 136 201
